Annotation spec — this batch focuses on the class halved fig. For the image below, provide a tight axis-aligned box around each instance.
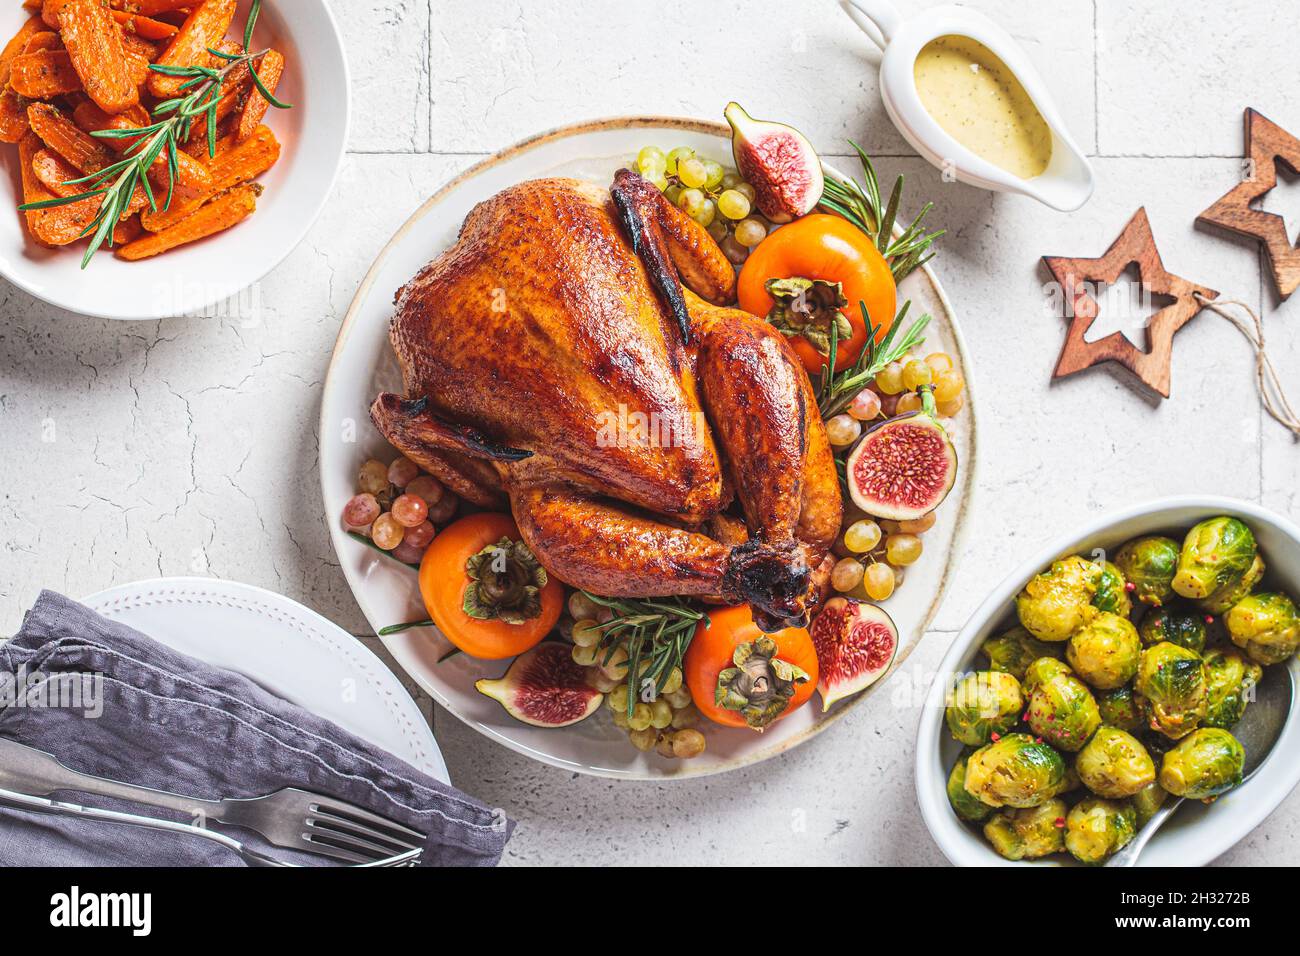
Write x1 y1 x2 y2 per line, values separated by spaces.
845 386 957 521
475 642 603 727
809 597 899 710
724 101 824 223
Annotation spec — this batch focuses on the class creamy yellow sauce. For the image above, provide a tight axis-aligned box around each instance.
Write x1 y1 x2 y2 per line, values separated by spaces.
913 34 1052 180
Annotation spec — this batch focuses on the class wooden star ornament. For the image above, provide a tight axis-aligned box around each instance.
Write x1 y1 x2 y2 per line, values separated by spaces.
1042 207 1217 399
1198 108 1300 300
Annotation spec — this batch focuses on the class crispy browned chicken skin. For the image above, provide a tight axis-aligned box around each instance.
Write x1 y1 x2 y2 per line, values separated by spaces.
372 170 840 630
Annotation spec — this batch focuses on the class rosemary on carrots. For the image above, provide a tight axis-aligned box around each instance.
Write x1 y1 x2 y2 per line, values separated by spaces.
18 0 290 267
818 141 944 283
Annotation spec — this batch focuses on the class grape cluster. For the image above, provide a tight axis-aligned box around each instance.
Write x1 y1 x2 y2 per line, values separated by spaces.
634 145 771 266
342 456 460 564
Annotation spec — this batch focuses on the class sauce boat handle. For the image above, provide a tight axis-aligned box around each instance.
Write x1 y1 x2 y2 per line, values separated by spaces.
838 0 903 50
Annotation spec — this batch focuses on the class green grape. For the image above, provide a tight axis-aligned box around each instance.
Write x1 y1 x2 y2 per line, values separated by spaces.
636 146 666 181
665 146 694 177
678 157 708 189
735 182 757 203
721 171 742 189
677 187 706 212
717 189 752 220
701 159 725 190
693 199 717 227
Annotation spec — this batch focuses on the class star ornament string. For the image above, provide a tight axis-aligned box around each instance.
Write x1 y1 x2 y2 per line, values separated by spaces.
1192 292 1300 438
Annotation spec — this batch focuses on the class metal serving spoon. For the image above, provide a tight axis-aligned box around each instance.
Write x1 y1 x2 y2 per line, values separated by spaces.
1107 663 1294 866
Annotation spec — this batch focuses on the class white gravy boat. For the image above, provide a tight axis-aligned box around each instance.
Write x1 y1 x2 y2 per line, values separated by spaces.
841 0 1095 211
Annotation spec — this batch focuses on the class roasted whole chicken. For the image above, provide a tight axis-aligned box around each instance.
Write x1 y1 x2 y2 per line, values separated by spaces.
372 170 841 630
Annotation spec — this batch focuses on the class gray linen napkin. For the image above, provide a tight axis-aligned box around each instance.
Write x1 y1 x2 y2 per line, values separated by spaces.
0 591 513 867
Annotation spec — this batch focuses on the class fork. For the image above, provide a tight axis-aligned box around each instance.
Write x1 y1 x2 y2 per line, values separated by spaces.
0 786 421 867
0 737 426 865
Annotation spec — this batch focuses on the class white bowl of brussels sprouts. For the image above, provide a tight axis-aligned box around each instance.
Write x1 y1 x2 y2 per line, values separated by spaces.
916 496 1300 866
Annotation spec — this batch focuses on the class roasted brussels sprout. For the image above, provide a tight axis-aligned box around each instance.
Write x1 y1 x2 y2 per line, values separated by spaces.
1097 685 1144 733
1022 656 1072 695
1201 554 1265 615
1202 647 1263 729
1131 781 1169 828
1158 727 1245 801
1052 754 1083 797
1172 517 1257 602
1026 669 1101 752
1137 604 1207 653
1115 536 1180 608
980 626 1062 680
1065 797 1137 864
983 798 1067 861
1075 726 1156 798
1015 556 1101 641
1066 612 1141 690
1135 642 1207 739
1093 560 1133 617
947 750 994 823
1226 592 1300 666
945 671 1023 746
964 733 1066 808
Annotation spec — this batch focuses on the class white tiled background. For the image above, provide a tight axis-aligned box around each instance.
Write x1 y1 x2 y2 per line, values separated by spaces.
1 0 1297 865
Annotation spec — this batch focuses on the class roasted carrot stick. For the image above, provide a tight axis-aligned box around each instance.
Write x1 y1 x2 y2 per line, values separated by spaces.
0 14 45 85
18 129 100 246
236 48 282 142
22 31 61 53
39 0 72 30
9 49 80 97
110 9 178 40
27 100 111 172
113 211 143 244
117 181 258 259
57 0 139 114
110 0 195 16
142 124 278 231
148 0 236 98
118 29 159 64
0 86 30 143
17 129 58 246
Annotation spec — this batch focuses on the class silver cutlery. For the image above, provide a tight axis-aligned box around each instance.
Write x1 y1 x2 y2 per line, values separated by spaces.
1106 662 1293 866
0 785 420 867
0 737 427 865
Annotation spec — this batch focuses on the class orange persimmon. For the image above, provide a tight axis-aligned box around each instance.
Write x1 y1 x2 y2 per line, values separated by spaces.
737 213 897 375
683 604 818 731
418 512 563 660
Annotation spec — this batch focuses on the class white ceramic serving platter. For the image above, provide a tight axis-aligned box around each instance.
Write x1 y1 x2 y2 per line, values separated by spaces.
0 0 349 320
916 496 1300 866
320 117 978 779
84 577 449 784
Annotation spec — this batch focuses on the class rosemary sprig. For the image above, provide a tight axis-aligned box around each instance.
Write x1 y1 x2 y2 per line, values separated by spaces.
19 0 289 267
819 140 944 283
817 299 932 420
581 592 707 719
378 618 434 635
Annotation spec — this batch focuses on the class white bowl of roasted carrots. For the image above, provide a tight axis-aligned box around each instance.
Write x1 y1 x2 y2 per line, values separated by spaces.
0 0 348 319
